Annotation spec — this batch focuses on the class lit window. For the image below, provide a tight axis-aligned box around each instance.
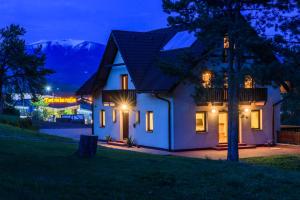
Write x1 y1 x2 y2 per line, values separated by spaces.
244 75 254 88
196 112 206 132
224 36 229 49
202 71 213 88
100 110 106 127
112 109 117 123
251 110 262 130
146 111 154 132
223 36 229 62
135 111 140 124
121 74 128 90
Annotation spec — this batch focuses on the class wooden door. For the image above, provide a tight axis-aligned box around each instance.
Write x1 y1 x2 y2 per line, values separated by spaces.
122 112 129 139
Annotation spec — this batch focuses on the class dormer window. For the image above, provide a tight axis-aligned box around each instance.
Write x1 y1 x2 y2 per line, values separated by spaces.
244 75 254 88
202 71 213 88
121 74 128 90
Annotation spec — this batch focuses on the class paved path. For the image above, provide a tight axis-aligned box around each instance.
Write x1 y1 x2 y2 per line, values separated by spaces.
100 143 300 160
39 129 300 160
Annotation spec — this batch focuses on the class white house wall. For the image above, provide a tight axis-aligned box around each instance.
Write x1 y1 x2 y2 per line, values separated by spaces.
103 51 135 90
93 50 169 149
172 83 281 150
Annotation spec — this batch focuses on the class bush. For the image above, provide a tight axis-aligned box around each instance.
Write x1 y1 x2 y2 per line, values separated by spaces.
126 136 135 147
0 114 36 130
3 107 20 116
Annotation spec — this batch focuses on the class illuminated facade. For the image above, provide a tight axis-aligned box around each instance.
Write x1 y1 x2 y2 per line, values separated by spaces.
85 28 281 151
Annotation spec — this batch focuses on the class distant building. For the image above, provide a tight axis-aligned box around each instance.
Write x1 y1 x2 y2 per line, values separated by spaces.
78 27 282 150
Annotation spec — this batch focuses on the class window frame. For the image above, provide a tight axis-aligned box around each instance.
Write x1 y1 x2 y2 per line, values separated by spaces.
146 111 154 133
121 74 128 90
195 111 207 133
112 109 117 123
100 110 106 128
251 110 262 130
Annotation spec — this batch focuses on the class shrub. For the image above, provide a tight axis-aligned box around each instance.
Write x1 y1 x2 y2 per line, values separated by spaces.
126 136 135 147
105 135 112 143
0 114 36 130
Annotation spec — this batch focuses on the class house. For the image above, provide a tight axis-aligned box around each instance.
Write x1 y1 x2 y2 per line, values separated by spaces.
77 27 282 151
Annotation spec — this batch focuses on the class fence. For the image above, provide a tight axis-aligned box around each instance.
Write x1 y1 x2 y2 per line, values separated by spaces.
278 126 300 145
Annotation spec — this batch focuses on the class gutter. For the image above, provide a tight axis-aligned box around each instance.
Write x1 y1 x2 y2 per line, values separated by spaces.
154 94 172 152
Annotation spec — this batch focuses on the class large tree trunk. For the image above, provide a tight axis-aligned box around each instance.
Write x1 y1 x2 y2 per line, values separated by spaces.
227 71 240 161
227 32 240 161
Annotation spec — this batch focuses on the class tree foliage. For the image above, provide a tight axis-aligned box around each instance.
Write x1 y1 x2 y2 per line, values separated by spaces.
0 24 53 111
162 0 299 161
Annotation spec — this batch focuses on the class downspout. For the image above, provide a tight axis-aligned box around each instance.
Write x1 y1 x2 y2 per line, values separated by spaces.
91 100 95 135
272 94 290 144
155 94 171 152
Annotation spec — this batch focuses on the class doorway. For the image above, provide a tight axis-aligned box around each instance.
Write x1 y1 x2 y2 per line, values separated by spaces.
218 112 228 143
122 112 129 140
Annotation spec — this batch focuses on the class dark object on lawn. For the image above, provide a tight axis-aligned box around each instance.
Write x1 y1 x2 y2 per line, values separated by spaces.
77 135 98 158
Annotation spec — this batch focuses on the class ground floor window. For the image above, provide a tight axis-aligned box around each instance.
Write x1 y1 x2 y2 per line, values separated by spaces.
251 110 262 130
112 109 117 123
100 110 106 127
196 112 206 132
146 111 154 132
135 111 140 124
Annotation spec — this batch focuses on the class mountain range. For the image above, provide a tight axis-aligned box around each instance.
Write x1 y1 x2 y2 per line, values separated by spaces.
27 39 105 95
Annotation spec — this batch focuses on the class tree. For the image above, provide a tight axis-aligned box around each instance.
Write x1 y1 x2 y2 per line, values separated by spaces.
0 24 53 113
162 0 299 161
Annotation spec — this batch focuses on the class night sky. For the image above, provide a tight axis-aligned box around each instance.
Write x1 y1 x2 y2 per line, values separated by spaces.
0 0 168 44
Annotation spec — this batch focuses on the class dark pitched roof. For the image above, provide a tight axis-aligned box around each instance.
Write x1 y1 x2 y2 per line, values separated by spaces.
76 73 97 96
77 27 204 95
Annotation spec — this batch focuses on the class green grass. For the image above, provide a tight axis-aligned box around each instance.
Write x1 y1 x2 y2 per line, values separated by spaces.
245 155 300 171
0 124 300 200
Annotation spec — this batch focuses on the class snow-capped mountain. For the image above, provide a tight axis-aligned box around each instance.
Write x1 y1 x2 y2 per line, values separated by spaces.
27 39 105 94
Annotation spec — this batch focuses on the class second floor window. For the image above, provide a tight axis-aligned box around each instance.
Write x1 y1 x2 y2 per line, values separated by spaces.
121 74 128 90
223 35 229 63
244 75 254 88
202 71 213 88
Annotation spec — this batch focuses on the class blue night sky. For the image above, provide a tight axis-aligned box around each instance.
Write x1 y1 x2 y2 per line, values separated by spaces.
0 0 168 44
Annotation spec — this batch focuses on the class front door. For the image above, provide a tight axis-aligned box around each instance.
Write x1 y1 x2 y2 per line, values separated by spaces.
218 112 228 143
122 112 129 140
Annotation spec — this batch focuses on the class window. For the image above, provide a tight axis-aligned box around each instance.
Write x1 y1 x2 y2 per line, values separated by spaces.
223 35 229 62
100 110 106 127
135 111 140 124
244 75 254 88
196 112 206 132
162 31 197 51
121 74 128 90
202 71 213 88
146 111 154 132
112 109 117 123
251 110 262 130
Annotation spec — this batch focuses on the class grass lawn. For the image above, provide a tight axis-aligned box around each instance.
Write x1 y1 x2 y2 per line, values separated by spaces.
0 124 300 200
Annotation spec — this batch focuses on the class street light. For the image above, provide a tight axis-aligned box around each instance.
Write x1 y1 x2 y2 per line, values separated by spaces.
45 86 52 92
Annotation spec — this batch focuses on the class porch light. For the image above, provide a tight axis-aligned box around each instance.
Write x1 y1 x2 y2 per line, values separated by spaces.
121 104 129 111
211 108 217 113
244 108 250 113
